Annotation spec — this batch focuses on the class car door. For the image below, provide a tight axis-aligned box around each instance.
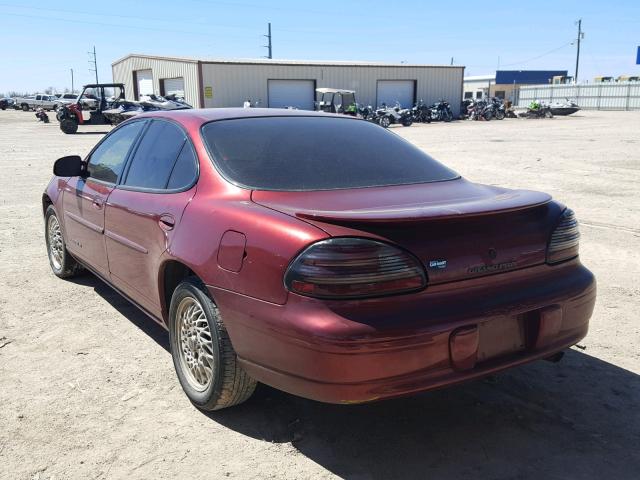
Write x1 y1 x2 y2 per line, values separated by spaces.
104 119 199 318
61 120 146 277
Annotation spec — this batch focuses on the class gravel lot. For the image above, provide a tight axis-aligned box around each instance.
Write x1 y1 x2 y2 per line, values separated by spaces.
0 109 638 480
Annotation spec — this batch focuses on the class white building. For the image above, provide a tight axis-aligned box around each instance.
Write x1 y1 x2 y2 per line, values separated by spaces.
112 54 465 114
463 75 495 100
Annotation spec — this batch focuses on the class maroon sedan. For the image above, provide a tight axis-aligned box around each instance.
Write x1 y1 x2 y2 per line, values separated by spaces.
43 109 595 410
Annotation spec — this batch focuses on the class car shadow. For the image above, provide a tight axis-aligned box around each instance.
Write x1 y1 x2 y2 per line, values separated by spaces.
69 273 169 352
76 273 639 479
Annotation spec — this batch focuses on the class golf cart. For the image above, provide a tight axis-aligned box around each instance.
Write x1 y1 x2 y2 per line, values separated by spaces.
315 88 358 115
56 83 125 134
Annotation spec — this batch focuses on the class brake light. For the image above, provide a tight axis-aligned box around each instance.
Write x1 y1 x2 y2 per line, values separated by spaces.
284 238 427 299
547 208 580 264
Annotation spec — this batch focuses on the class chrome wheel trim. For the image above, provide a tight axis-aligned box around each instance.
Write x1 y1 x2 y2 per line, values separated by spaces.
47 215 64 271
176 296 215 392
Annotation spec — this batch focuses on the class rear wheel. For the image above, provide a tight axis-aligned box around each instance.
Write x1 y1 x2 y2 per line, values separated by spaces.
545 110 553 118
21 104 29 112
401 118 413 127
60 118 78 134
169 277 257 411
45 206 82 278
379 116 391 128
495 109 505 120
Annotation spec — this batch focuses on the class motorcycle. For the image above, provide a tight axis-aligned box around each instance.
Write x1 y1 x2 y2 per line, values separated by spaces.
375 102 413 128
518 100 553 119
411 99 432 123
357 103 377 122
35 107 49 123
429 100 453 122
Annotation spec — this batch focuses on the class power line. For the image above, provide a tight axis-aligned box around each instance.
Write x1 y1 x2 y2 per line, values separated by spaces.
0 11 252 39
498 41 574 68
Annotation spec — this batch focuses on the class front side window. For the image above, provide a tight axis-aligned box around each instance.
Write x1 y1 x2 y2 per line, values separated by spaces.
123 120 191 190
87 121 145 183
201 116 458 191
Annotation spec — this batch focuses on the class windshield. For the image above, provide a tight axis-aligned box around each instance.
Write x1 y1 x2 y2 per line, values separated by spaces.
201 116 458 191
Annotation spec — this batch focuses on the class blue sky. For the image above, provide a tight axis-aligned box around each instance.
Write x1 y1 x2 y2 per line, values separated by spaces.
1 0 638 93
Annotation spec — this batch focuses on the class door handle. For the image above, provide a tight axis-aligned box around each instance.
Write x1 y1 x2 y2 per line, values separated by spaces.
158 214 175 231
92 197 103 209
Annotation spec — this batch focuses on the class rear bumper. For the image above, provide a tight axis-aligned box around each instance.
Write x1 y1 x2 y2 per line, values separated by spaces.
209 260 596 404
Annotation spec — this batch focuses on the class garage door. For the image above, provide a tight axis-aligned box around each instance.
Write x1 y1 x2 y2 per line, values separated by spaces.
162 78 185 99
377 80 415 108
136 69 153 98
268 80 315 110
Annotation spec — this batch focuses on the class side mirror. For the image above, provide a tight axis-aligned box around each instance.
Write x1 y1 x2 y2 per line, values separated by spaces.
53 155 84 177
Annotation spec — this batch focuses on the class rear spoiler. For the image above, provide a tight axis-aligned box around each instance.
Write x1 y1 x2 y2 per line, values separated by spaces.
295 190 552 224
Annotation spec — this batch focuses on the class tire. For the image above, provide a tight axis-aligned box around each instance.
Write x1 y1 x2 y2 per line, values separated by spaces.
401 118 413 127
545 110 553 118
444 111 453 122
495 110 505 120
60 118 78 134
169 277 257 411
483 111 493 121
45 206 83 278
379 116 391 128
22 104 30 112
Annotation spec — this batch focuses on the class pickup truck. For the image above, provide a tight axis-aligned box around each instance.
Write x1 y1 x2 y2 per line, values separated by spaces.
14 94 60 112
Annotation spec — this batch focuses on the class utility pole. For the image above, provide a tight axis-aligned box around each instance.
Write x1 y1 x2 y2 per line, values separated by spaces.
264 23 272 59
574 19 583 83
70 68 74 93
88 46 98 84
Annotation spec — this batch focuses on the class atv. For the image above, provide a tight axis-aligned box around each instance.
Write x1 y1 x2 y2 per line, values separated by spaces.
56 83 125 134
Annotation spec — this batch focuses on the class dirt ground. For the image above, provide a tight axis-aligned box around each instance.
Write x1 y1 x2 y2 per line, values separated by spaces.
0 109 638 480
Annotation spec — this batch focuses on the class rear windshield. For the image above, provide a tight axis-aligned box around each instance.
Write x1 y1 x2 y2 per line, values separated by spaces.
201 116 458 191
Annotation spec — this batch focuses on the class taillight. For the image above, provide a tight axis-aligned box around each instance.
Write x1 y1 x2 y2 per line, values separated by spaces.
284 238 427 299
547 208 580 264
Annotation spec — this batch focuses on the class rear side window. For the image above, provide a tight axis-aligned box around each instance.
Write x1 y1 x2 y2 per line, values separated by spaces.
167 143 198 189
123 120 191 190
201 116 458 191
87 121 145 184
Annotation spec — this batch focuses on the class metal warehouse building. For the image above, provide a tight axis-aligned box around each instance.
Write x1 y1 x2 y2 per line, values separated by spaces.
112 54 465 114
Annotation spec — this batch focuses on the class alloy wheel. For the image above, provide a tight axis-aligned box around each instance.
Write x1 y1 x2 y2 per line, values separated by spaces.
47 215 64 271
176 296 215 392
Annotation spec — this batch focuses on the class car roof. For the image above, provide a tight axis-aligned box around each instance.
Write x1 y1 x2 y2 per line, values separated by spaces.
136 108 351 126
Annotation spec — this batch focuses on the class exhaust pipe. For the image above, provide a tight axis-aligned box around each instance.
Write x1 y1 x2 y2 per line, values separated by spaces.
544 351 565 363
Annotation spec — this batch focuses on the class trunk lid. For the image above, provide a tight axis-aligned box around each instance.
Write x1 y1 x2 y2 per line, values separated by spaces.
252 179 560 284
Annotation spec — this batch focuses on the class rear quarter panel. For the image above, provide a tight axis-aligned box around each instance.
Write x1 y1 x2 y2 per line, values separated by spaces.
167 190 328 305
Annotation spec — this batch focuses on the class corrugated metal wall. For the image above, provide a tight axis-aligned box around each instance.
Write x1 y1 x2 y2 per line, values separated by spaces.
112 57 200 107
517 82 640 110
201 63 464 114
112 55 464 114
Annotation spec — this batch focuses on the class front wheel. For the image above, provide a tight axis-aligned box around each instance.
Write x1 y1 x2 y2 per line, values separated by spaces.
22 104 30 112
378 116 391 128
60 118 78 134
45 206 83 278
169 278 257 411
495 109 505 120
545 110 553 118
